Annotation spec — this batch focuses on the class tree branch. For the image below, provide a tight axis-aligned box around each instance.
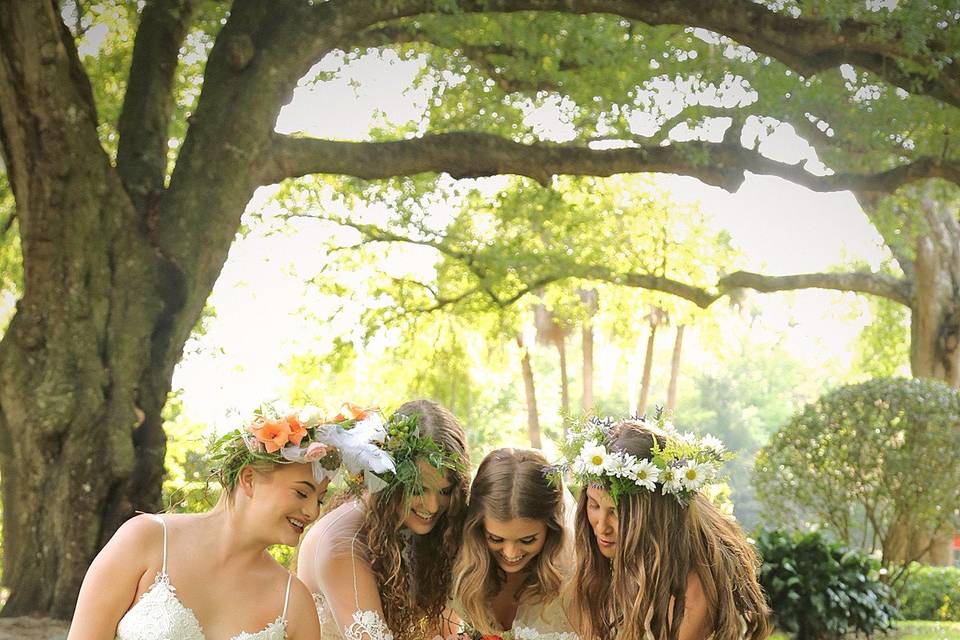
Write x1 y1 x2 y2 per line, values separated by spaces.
116 0 198 212
720 270 912 306
318 0 960 109
259 131 960 194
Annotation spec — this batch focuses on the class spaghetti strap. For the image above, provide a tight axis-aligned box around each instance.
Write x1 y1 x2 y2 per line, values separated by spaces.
152 514 168 574
282 573 293 619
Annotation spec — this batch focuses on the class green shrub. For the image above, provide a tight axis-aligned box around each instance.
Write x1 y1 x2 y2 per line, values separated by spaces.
898 563 960 621
754 377 960 567
756 528 898 640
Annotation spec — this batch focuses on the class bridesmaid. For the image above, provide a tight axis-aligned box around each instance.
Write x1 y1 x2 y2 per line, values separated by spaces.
297 399 471 640
68 408 385 640
451 447 578 640
565 417 770 640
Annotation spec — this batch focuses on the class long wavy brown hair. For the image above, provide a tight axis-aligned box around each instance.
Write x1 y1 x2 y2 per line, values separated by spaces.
572 420 771 640
452 448 568 635
359 399 470 640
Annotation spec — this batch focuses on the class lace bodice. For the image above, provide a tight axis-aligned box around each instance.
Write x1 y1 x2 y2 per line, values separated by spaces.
115 516 291 640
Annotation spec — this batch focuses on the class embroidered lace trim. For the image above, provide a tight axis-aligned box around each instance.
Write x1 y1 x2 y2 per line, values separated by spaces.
343 609 395 640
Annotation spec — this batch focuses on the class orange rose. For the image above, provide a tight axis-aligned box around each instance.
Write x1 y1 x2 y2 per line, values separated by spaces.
248 418 292 453
285 415 308 446
333 402 372 422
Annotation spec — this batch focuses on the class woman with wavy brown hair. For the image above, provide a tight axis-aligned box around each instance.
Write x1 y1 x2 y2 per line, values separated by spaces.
297 399 471 640
565 417 770 640
451 448 578 640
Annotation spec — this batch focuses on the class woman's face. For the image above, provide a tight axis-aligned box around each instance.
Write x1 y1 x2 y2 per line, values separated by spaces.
483 512 548 574
248 463 329 546
585 485 618 559
402 459 455 535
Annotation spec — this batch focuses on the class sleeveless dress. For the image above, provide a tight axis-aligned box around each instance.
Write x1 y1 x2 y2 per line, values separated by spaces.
115 515 293 640
309 503 396 640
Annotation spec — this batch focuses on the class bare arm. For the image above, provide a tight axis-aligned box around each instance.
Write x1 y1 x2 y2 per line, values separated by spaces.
677 573 713 640
316 548 394 640
285 578 322 640
66 515 158 640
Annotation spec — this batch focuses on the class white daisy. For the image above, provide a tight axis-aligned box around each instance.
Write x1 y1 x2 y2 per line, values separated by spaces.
700 434 726 455
631 459 660 491
605 451 637 478
660 466 684 495
579 440 611 475
679 460 709 490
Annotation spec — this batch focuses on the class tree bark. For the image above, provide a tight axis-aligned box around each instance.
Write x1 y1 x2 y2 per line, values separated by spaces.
517 336 542 449
666 325 685 414
637 320 659 416
556 336 569 418
580 289 598 414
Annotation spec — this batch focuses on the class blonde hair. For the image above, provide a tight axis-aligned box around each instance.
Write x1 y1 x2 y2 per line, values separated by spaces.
360 399 470 640
453 448 567 635
572 421 771 640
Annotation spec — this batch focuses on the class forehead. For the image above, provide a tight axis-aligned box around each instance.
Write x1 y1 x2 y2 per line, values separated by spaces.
585 485 615 507
416 458 452 489
274 462 329 489
483 514 547 539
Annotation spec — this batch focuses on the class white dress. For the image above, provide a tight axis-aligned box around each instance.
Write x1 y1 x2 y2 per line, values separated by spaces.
309 503 396 640
453 489 580 640
115 516 292 640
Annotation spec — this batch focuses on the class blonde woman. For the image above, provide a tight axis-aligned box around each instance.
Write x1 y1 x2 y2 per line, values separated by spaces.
68 408 386 640
565 417 770 640
297 399 471 640
452 448 578 640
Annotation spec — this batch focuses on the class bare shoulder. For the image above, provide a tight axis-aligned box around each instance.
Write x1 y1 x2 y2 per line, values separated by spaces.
286 576 321 634
679 572 712 640
102 514 165 563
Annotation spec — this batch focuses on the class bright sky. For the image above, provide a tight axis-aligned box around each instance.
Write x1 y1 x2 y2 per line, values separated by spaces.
171 51 890 430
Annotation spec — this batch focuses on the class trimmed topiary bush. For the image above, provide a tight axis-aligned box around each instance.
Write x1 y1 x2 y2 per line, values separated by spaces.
756 528 898 640
898 563 960 621
754 377 960 568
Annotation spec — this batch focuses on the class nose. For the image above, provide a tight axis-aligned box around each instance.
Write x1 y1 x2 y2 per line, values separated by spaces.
418 489 439 513
503 541 519 557
303 498 320 522
598 512 616 535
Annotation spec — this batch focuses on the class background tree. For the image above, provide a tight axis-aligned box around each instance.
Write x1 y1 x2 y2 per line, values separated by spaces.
1 0 959 616
754 377 960 576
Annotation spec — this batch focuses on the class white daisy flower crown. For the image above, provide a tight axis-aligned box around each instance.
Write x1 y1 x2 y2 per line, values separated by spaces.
554 412 730 506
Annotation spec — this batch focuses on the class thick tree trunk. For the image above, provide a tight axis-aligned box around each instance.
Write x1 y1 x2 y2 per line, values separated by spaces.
0 3 179 617
909 212 960 565
665 325 685 413
517 336 542 449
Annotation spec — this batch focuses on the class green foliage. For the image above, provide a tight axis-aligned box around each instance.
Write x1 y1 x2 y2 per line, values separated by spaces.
162 392 217 514
850 295 912 379
756 528 898 640
897 564 960 622
754 378 960 568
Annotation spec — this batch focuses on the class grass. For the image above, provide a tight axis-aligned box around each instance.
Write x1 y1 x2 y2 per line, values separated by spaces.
769 621 960 640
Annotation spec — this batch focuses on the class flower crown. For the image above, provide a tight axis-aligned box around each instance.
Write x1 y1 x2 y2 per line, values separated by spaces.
368 410 463 497
210 402 395 492
556 412 729 506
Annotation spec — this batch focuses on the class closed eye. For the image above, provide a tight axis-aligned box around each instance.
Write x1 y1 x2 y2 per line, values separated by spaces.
486 535 504 543
295 490 309 499
519 536 538 544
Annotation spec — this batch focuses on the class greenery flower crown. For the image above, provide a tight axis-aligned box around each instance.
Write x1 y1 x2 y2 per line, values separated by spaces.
556 412 730 506
370 410 464 498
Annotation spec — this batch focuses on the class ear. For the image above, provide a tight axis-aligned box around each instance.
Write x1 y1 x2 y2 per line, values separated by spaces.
237 466 256 498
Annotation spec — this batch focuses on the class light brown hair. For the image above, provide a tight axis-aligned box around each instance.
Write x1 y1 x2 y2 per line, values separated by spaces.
572 420 771 640
360 399 470 640
453 448 568 635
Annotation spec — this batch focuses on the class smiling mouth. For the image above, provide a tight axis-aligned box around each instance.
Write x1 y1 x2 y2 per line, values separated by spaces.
499 552 527 566
412 509 437 522
287 517 305 534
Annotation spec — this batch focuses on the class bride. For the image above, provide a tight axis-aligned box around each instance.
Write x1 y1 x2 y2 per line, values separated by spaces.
67 407 386 640
451 448 578 640
297 399 471 640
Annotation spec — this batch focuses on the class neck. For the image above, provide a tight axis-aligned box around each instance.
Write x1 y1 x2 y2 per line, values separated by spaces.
201 500 271 565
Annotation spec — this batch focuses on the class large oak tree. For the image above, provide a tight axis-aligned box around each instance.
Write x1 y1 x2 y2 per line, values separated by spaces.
0 0 957 616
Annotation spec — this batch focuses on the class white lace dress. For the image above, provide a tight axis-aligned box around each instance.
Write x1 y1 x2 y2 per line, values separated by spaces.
115 516 291 640
308 503 397 640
